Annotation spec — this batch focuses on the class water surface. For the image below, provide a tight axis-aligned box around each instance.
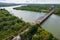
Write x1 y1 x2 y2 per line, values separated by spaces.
1 5 45 23
41 14 60 40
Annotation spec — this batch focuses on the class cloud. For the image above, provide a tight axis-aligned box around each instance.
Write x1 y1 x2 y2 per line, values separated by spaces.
0 0 60 4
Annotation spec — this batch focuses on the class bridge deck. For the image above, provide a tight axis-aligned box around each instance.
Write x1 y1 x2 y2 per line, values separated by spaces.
35 9 55 24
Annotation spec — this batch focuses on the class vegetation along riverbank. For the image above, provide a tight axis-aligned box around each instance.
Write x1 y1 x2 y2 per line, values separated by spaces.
13 4 50 13
0 9 58 40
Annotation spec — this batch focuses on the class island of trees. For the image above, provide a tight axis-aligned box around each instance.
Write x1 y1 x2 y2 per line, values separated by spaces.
13 4 50 13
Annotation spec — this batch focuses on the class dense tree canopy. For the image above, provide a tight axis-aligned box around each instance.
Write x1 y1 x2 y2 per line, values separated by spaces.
21 24 57 40
0 9 30 40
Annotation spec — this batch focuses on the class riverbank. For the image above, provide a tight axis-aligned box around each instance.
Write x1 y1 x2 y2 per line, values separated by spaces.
55 7 60 16
0 9 57 40
13 4 50 13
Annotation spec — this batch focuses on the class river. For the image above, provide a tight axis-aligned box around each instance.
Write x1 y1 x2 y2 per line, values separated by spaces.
0 5 60 40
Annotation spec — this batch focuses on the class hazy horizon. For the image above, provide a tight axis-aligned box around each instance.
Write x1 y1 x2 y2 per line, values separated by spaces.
0 0 60 4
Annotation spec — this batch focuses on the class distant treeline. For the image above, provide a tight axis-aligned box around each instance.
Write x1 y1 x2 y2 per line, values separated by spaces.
0 3 20 7
14 4 51 13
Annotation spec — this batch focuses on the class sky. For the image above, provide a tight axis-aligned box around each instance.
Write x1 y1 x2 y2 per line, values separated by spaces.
0 0 60 4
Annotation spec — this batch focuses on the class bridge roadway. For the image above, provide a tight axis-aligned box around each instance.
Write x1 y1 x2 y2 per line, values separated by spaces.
34 8 55 25
4 8 55 40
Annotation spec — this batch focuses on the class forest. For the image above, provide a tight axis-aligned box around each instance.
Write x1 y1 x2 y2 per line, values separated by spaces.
0 9 30 40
